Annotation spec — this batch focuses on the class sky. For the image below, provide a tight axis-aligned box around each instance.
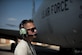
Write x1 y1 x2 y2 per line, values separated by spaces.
0 0 43 30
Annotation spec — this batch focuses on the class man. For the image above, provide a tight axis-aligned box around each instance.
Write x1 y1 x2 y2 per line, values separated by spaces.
14 19 37 55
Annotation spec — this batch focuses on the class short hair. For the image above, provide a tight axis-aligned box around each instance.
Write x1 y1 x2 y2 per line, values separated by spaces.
19 19 33 29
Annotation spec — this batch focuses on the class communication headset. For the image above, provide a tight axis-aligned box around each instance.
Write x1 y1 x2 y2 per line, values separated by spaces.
19 20 28 38
19 19 37 38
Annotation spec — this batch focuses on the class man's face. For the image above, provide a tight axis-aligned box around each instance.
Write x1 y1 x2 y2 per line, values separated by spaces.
24 22 37 38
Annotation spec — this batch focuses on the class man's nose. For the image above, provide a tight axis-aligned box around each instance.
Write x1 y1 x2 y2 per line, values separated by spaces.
34 29 37 33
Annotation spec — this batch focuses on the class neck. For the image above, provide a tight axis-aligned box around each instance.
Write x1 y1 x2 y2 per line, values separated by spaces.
23 38 31 43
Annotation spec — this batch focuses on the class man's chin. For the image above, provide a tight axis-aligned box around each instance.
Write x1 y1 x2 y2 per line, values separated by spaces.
33 36 36 38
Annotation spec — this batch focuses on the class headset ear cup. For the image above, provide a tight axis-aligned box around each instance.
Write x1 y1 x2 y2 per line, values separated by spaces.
19 28 28 38
20 28 27 35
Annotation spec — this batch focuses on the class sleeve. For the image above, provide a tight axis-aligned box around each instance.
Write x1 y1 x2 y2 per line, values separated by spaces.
14 46 28 55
